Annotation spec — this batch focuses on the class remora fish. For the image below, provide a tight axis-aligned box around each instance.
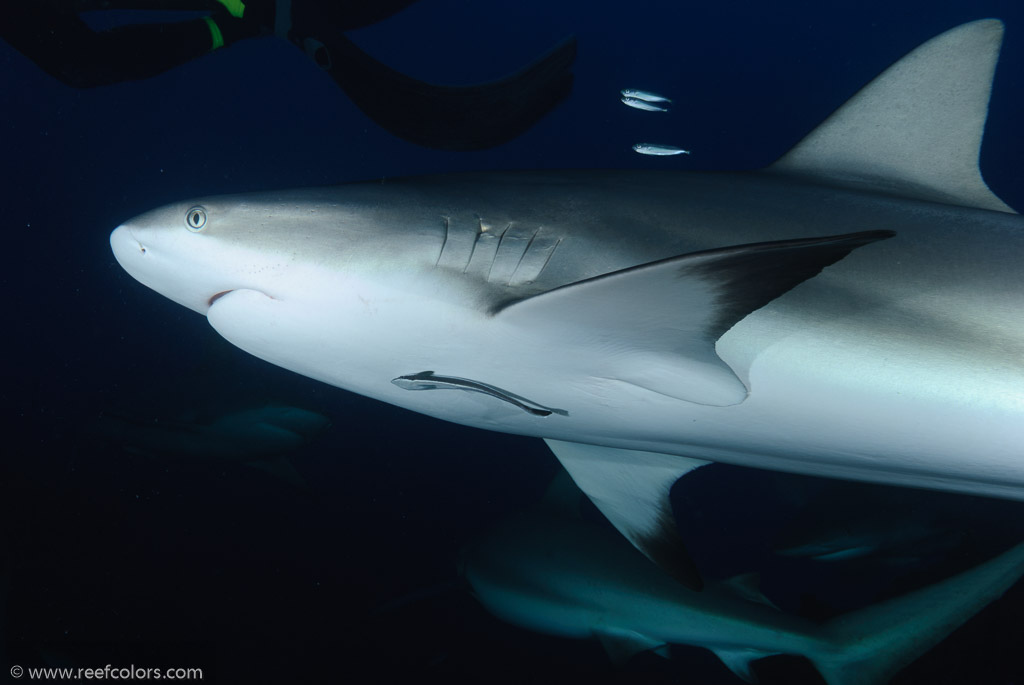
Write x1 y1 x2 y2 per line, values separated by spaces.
391 371 568 417
461 470 1024 685
110 20 1024 587
620 88 672 103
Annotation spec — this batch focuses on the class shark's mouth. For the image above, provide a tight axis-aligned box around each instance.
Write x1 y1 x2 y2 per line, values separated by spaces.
209 290 234 307
207 288 276 312
206 289 278 342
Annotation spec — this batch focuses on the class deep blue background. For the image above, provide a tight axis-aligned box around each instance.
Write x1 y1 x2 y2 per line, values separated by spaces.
3 1 1024 683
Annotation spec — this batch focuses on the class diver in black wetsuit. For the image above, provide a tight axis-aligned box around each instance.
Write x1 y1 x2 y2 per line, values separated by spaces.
0 0 576 150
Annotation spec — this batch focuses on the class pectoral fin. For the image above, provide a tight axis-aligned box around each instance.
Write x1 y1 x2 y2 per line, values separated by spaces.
544 439 709 590
500 231 894 407
711 647 778 683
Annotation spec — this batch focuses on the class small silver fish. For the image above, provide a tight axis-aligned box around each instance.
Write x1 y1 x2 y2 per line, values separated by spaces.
632 143 691 156
620 88 672 103
620 97 669 112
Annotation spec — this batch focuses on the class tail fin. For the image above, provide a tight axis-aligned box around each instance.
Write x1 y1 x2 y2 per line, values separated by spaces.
807 542 1024 685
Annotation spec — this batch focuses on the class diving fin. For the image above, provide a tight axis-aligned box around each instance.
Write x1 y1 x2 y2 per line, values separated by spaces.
288 29 576 150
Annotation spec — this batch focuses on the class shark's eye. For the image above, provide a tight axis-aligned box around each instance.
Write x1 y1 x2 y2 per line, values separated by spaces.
185 206 208 232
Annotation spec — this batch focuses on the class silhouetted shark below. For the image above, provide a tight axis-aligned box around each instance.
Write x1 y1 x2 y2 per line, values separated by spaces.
92 404 330 487
461 470 1024 685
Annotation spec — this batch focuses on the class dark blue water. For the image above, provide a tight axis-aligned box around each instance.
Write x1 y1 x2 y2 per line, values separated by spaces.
3 2 1024 683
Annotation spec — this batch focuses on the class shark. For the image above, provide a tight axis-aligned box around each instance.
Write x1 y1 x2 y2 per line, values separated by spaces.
91 404 331 486
772 483 967 565
93 404 330 461
461 470 1024 685
110 20 1024 588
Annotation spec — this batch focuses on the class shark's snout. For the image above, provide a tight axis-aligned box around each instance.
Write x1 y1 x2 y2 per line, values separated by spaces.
109 224 147 272
109 222 220 315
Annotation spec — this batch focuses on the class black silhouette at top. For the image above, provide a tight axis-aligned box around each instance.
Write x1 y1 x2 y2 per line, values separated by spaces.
1 0 576 150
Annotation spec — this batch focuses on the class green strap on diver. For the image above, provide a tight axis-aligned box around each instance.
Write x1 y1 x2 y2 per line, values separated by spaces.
206 0 247 50
204 17 225 50
216 0 246 19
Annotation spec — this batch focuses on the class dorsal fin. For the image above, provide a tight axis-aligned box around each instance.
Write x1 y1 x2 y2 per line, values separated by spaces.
769 19 1016 214
715 572 779 610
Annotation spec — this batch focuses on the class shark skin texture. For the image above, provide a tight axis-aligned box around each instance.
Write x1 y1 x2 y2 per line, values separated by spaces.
110 20 1024 586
